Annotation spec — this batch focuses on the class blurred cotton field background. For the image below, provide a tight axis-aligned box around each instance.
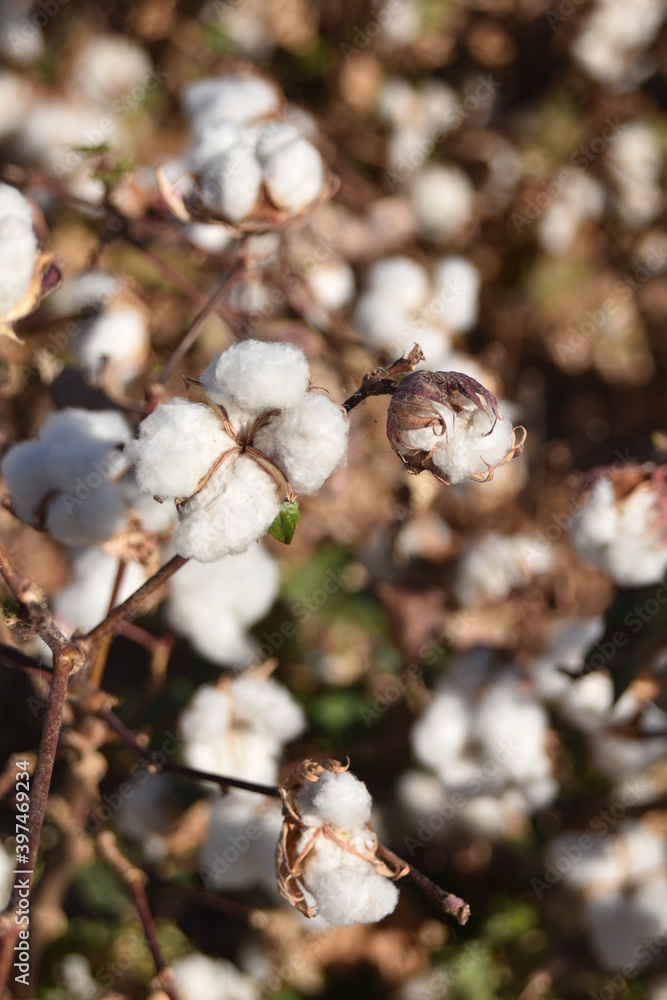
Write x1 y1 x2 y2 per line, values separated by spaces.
0 0 667 999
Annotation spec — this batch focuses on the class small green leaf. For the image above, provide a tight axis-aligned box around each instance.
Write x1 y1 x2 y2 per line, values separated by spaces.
268 500 300 544
71 141 111 156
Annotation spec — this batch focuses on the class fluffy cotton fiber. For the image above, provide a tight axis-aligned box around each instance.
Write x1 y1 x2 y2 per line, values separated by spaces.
0 183 38 318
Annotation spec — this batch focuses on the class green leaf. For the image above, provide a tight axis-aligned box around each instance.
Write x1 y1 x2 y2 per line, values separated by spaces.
71 141 111 156
268 500 300 544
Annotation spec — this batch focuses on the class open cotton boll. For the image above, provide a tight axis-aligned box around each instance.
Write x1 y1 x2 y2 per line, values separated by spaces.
409 164 475 242
180 685 234 746
201 794 282 894
17 100 119 174
52 546 148 634
130 398 234 500
454 532 554 607
411 687 470 780
71 307 150 383
472 681 552 785
70 35 152 106
431 407 515 485
231 675 306 745
366 257 430 312
45 479 130 546
49 271 120 315
183 75 280 129
262 137 324 213
166 544 280 666
0 439 50 525
172 953 259 1000
174 454 281 562
0 183 35 228
586 883 667 972
296 769 372 830
305 260 355 312
0 215 38 317
199 143 263 222
200 339 310 415
255 121 301 161
186 222 234 254
430 256 481 333
299 835 399 926
187 121 242 173
252 393 349 495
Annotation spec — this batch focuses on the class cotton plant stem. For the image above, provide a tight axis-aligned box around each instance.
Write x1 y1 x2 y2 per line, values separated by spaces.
80 554 188 650
342 344 425 413
404 863 471 925
87 559 128 690
97 704 282 799
97 832 183 1000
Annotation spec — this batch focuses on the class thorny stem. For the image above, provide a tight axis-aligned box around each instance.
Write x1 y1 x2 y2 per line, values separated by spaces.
342 344 425 413
97 832 183 1000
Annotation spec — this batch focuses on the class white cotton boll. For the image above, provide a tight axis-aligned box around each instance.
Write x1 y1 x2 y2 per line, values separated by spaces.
166 544 280 667
297 770 372 830
411 688 470 779
301 836 399 926
420 405 514 485
174 454 281 562
186 222 234 254
255 121 301 162
185 729 279 787
201 795 282 894
305 261 355 312
71 307 150 383
454 532 554 607
253 393 348 495
199 143 263 222
585 882 667 972
0 215 38 316
70 35 152 106
231 675 306 745
125 480 177 534
0 73 32 140
590 732 667 778
0 843 12 909
262 137 324 214
52 546 147 634
430 257 481 333
187 121 241 173
183 75 280 129
396 770 447 820
200 339 310 416
366 257 430 312
0 183 34 228
1 439 51 525
409 165 475 242
473 681 552 786
42 409 131 490
49 271 120 315
17 100 119 174
56 954 97 1000
172 953 259 1000
353 291 416 352
130 398 234 500
45 480 129 546
180 685 234 746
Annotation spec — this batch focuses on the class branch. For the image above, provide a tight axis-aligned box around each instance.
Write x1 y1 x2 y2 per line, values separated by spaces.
342 344 424 413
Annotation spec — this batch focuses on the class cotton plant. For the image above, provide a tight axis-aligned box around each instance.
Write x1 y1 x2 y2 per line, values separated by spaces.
0 183 59 336
401 654 557 840
453 531 555 607
159 72 333 232
353 254 481 369
165 543 280 667
606 122 664 229
172 952 259 1000
1 408 173 550
545 821 667 971
538 173 605 257
276 759 406 926
408 164 476 243
179 672 306 787
569 468 667 587
129 338 349 562
572 0 666 90
200 791 283 895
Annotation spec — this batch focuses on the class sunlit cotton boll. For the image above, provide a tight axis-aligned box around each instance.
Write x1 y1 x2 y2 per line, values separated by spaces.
569 476 667 586
199 141 264 223
296 769 373 830
71 306 150 384
200 793 282 894
260 136 324 214
0 189 38 318
70 35 153 107
183 75 281 131
305 260 355 313
165 543 280 667
172 953 259 1000
409 164 476 242
51 546 148 635
453 531 554 607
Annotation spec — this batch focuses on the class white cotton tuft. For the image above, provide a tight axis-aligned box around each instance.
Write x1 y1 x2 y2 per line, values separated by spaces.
70 35 152 106
200 339 310 416
200 794 282 894
0 183 34 228
71 307 150 383
166 544 280 667
186 121 241 172
296 769 373 829
180 685 234 746
411 687 470 781
0 214 38 317
255 121 301 161
253 392 348 495
409 164 476 242
172 952 259 1000
199 143 263 222
430 256 481 333
174 454 281 561
49 271 120 314
366 257 430 312
300 836 399 926
454 532 554 607
129 398 234 500
231 675 306 745
262 137 324 213
305 261 355 312
183 75 280 129
52 546 148 636
472 681 552 786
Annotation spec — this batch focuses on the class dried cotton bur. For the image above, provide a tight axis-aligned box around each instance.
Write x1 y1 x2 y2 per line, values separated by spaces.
276 759 470 927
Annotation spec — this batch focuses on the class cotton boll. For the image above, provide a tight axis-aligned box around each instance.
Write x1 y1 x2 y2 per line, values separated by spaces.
454 532 554 607
199 143 263 222
296 770 372 830
183 75 280 129
0 215 38 316
0 183 35 228
200 340 310 416
409 165 475 242
174 454 281 562
301 836 399 926
262 137 324 214
0 73 32 140
52 546 148 634
186 222 234 254
71 307 150 383
70 35 152 106
411 688 470 780
433 408 515 485
396 770 448 819
17 100 119 174
48 271 120 314
166 545 280 667
305 261 355 312
430 257 481 333
585 883 667 972
473 681 552 786
187 121 241 173
255 121 301 161
590 732 667 778
172 952 259 1000
45 479 130 546
366 257 430 312
185 728 279 787
125 480 177 535
231 675 306 745
201 794 282 894
253 393 348 495
1 439 51 525
180 685 234 746
130 398 234 500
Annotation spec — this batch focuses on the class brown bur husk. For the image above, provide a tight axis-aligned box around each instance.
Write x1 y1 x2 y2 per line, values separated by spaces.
0 253 63 343
386 369 526 484
275 758 408 918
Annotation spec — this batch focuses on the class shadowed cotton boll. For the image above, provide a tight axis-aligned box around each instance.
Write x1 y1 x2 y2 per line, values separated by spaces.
71 306 150 384
166 543 280 667
0 184 38 319
183 75 281 130
453 531 554 607
51 546 148 635
200 793 282 894
573 0 666 90
172 953 259 1000
70 35 153 107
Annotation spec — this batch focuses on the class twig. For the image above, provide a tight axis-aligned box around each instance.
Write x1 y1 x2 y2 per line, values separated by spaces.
0 641 52 677
97 832 183 1000
97 704 281 799
342 344 424 413
379 845 470 925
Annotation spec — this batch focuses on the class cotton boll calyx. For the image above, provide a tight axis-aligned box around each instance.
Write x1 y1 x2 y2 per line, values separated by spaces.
386 370 525 485
276 759 405 926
